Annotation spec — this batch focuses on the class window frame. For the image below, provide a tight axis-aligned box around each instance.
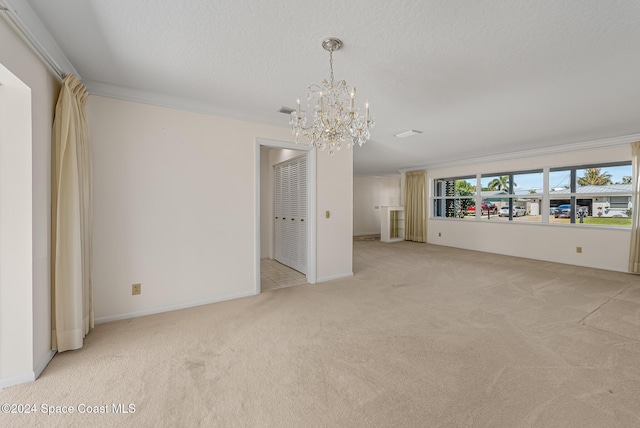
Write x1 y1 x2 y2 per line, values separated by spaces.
431 161 632 227
433 177 476 219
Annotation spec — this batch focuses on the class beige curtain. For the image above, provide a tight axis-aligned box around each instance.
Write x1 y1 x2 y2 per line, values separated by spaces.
51 74 93 352
629 141 640 273
404 170 427 243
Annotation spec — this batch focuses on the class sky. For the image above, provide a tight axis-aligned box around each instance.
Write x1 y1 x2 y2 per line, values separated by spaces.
467 164 632 194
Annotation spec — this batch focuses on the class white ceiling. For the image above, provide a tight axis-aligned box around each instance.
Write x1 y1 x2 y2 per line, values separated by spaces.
20 0 640 175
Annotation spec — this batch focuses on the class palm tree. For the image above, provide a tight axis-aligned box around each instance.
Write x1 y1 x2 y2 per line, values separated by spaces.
455 180 476 212
577 168 612 186
456 180 475 196
487 176 515 192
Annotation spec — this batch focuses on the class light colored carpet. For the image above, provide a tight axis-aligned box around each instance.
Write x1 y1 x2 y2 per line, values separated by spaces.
2 240 640 427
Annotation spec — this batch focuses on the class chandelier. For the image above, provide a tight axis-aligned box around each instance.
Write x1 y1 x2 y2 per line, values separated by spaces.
289 38 374 154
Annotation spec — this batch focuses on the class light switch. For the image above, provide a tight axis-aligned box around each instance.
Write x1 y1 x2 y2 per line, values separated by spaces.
326 210 330 218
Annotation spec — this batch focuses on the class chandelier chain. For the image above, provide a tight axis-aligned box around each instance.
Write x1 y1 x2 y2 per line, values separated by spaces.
329 50 334 85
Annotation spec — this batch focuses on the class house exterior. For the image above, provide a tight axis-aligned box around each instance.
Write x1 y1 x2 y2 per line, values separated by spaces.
549 184 632 216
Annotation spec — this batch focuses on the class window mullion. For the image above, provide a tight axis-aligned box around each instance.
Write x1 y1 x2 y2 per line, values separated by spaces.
542 166 550 223
476 174 482 219
570 169 577 223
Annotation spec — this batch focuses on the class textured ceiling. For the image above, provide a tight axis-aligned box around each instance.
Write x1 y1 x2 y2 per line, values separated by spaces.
23 0 640 175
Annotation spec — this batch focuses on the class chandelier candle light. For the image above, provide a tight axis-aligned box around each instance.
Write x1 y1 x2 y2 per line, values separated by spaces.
290 38 374 154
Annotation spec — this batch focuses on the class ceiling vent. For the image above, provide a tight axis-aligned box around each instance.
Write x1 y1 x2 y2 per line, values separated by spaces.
395 130 423 138
279 106 295 114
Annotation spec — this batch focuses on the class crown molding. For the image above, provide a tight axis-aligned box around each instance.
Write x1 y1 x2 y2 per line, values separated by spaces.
0 0 79 79
85 80 226 116
399 133 640 173
84 80 274 125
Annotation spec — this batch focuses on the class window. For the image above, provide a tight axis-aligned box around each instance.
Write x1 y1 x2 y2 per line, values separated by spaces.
433 177 475 219
433 162 632 227
610 196 630 209
549 162 632 226
479 170 542 222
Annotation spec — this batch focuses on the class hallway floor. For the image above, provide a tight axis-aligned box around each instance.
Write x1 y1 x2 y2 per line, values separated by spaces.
260 258 307 291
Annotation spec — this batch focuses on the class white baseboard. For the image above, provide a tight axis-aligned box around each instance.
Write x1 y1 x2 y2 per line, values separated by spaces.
34 349 56 379
316 272 354 283
0 372 35 389
0 349 56 389
94 290 257 324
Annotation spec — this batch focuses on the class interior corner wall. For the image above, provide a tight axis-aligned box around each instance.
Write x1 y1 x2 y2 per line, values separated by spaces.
0 17 60 386
353 175 401 236
426 144 633 272
89 96 354 321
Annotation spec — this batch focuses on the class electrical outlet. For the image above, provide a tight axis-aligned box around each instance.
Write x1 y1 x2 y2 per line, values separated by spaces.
132 283 141 295
576 247 582 254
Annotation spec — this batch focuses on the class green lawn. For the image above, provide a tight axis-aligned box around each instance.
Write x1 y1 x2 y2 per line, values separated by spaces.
582 217 632 226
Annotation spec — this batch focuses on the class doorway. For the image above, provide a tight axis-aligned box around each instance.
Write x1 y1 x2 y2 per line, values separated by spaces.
254 139 316 295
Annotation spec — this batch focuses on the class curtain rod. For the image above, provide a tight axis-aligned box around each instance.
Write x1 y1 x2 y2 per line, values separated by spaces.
0 1 75 81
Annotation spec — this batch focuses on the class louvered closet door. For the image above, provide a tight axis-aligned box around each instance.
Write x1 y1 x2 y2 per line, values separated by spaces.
282 163 293 266
275 162 290 266
274 155 307 275
293 157 307 273
288 160 300 270
274 163 283 262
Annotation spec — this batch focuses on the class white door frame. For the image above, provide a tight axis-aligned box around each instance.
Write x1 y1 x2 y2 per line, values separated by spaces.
254 138 317 295
0 62 35 388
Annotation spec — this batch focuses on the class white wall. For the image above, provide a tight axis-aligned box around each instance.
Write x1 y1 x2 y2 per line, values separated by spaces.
0 64 32 384
89 96 353 321
260 146 271 258
425 144 633 272
260 147 305 259
0 18 60 387
317 150 354 281
353 175 401 236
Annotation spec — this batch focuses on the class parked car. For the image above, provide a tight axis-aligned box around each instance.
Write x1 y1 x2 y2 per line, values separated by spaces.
499 205 526 217
467 200 498 215
554 205 589 218
553 204 572 218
